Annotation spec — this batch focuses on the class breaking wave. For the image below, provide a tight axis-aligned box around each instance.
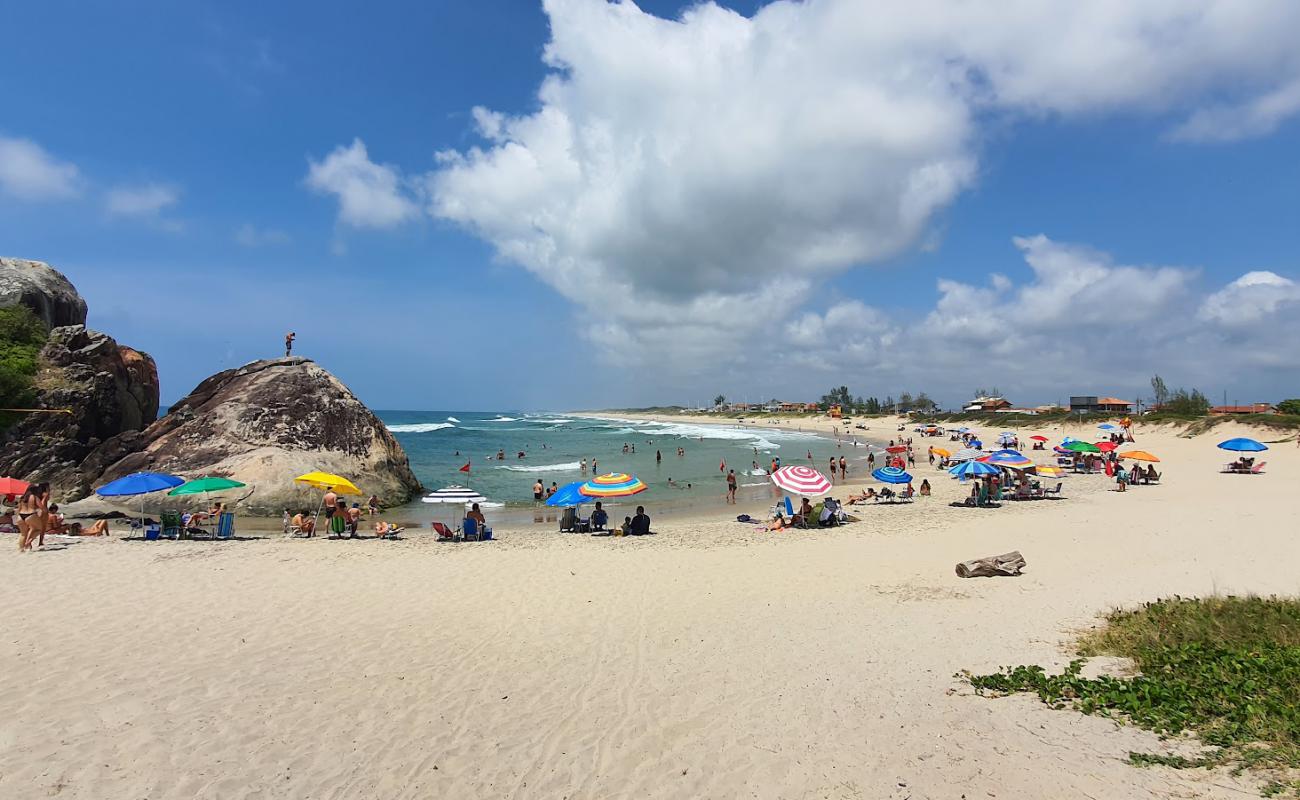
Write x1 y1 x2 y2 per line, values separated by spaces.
388 422 455 433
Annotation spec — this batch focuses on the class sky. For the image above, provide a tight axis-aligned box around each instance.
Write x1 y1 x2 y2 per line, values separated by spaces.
2 0 1299 411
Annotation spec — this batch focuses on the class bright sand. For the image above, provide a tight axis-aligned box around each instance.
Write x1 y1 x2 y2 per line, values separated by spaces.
2 415 1297 799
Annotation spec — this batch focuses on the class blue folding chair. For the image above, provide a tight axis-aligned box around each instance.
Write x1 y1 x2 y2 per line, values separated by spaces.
215 512 235 539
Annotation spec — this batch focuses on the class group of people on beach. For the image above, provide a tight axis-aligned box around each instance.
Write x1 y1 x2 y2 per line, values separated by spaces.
6 483 111 550
286 490 383 538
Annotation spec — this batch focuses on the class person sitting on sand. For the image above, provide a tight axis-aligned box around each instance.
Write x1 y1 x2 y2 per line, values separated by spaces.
919 479 931 497
900 483 915 499
291 509 313 537
764 512 787 532
620 516 633 535
590 502 609 532
629 506 651 535
0 509 16 533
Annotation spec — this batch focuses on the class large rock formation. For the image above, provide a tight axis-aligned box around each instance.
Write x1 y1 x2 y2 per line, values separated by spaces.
91 358 423 515
0 257 88 329
0 259 160 500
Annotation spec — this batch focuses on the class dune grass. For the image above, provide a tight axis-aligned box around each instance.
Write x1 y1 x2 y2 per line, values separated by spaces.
966 596 1300 796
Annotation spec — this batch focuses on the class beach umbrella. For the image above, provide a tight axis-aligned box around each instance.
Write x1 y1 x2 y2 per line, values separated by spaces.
1029 435 1048 442
1118 450 1161 462
580 473 648 499
1098 423 1118 431
0 476 30 496
1034 465 1067 478
545 481 591 507
982 449 1032 468
423 485 489 534
970 439 983 449
1217 438 1267 452
949 460 999 479
956 426 972 433
1094 441 1118 453
1062 441 1101 453
167 476 246 496
872 466 912 484
294 471 362 495
770 465 832 497
950 448 983 462
885 445 908 454
931 447 952 458
95 471 185 531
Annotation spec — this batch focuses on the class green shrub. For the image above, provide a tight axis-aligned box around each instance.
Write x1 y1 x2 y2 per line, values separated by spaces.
0 305 47 430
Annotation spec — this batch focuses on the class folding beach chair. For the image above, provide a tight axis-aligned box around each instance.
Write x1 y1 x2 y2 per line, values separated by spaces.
160 510 183 540
216 512 235 539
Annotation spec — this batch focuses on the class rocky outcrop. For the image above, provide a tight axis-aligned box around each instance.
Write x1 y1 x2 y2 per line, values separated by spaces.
90 358 422 515
0 325 161 501
0 257 88 329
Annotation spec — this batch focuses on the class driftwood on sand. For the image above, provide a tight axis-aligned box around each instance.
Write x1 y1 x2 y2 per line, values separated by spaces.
955 551 1026 578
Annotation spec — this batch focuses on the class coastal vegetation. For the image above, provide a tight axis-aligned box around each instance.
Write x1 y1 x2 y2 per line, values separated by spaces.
0 304 47 431
966 596 1300 796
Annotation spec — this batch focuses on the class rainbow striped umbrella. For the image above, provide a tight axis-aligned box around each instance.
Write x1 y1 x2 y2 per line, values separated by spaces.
579 473 648 498
981 449 1033 468
770 465 832 496
1035 465 1067 478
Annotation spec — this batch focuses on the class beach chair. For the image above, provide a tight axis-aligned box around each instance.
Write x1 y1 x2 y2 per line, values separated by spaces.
1042 482 1063 497
559 507 578 532
215 512 235 539
1250 461 1267 475
462 517 491 541
160 510 183 540
432 521 458 541
329 513 347 538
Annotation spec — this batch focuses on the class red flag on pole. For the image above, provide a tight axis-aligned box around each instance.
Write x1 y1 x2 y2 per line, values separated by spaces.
459 461 471 473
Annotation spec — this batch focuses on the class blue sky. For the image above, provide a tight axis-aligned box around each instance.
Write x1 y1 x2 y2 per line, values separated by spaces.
3 1 1299 410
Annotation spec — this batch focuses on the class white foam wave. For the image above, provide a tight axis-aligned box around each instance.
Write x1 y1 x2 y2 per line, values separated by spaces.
446 416 460 423
497 461 582 473
387 422 455 433
748 469 769 476
486 416 520 422
530 418 573 424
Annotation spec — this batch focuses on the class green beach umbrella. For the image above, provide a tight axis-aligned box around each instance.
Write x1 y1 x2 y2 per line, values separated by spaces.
1062 441 1101 454
167 476 247 496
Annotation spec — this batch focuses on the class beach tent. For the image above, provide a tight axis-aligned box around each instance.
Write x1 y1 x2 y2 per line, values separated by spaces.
96 472 185 532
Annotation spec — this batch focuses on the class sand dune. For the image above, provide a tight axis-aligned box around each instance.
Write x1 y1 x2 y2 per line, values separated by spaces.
1 417 1295 798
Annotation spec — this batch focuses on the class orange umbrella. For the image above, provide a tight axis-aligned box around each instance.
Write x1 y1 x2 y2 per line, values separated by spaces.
931 447 951 458
1119 450 1160 462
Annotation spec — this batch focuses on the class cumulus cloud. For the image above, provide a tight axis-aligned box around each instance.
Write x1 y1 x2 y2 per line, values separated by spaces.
0 135 81 200
310 0 1300 383
105 183 180 217
1199 271 1300 327
234 223 292 247
305 138 417 228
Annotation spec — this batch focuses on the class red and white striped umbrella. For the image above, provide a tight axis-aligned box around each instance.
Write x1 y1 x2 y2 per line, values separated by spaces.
770 465 833 497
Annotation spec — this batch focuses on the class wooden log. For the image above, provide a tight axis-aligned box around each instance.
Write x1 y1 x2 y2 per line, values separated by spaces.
955 550 1026 578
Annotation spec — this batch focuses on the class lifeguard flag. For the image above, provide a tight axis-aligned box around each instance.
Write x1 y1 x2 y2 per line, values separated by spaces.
459 461 471 473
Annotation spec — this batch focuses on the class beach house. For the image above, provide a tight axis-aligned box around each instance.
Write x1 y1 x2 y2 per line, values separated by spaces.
1069 396 1133 414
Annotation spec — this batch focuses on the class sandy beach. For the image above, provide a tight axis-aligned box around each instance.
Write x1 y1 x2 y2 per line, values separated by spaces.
2 415 1297 799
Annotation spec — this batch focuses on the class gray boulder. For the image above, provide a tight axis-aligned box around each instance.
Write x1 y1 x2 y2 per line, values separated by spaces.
0 256 88 329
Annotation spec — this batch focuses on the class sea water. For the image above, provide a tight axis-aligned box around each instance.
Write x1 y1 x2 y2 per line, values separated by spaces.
379 411 888 524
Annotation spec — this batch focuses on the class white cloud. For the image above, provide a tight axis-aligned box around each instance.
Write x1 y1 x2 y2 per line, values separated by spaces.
1199 271 1300 327
305 138 417 229
105 183 180 217
1169 78 1300 143
311 0 1300 386
234 223 292 247
0 135 81 200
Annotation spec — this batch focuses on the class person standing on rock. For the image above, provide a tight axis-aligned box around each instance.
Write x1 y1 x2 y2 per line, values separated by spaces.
284 331 296 357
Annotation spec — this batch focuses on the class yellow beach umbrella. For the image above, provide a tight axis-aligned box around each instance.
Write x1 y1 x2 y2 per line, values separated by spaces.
294 471 362 495
932 447 951 458
1118 450 1160 462
1035 465 1067 478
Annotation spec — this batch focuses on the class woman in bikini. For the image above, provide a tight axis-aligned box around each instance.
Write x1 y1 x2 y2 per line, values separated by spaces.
17 483 49 551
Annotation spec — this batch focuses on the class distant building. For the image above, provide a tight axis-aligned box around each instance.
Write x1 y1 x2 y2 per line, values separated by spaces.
1070 396 1133 413
963 396 1011 412
1210 403 1275 415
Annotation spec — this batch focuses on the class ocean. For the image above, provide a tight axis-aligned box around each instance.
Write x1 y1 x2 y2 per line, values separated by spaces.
379 411 886 524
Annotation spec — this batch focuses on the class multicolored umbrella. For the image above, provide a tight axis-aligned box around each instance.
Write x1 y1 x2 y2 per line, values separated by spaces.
950 448 983 462
1062 441 1101 454
770 465 832 497
981 449 1033 468
580 473 648 498
1118 450 1161 462
1217 438 1267 452
1034 465 1067 478
949 460 999 479
872 466 912 484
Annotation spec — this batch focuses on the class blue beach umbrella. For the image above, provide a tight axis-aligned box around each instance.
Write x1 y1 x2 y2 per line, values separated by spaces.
546 481 593 507
95 471 184 532
872 466 912 484
1217 437 1267 452
949 460 999 479
984 449 1033 468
